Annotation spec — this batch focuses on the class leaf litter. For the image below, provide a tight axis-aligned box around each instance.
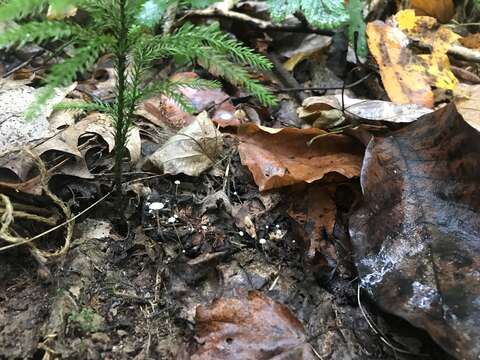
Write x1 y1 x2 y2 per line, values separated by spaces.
2 1 480 360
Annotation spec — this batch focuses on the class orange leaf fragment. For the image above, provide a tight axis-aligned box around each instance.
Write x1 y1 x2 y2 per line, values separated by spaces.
410 0 455 23
191 291 315 360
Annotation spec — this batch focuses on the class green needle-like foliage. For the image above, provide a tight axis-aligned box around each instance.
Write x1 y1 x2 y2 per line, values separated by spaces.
0 0 276 192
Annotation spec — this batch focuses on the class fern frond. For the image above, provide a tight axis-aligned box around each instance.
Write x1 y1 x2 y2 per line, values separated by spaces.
173 77 220 90
25 38 105 120
191 24 272 71
53 100 113 113
142 79 210 112
0 0 47 21
0 21 80 48
197 50 276 106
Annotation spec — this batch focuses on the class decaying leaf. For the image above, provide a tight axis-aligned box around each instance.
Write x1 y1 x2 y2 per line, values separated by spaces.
281 34 332 71
396 10 459 90
190 291 315 359
350 104 480 360
136 72 231 129
236 124 363 191
39 112 141 163
0 81 77 152
299 95 432 124
146 112 222 176
287 182 337 269
367 21 434 107
455 83 480 132
459 33 480 49
367 10 459 107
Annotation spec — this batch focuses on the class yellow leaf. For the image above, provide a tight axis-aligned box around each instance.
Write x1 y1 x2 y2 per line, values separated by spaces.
396 9 417 31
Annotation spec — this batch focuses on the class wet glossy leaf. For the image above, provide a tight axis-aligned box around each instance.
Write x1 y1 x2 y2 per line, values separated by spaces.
350 104 480 360
190 291 315 359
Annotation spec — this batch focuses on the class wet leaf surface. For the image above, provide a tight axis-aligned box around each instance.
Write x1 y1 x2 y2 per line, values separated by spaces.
189 291 315 360
350 104 480 360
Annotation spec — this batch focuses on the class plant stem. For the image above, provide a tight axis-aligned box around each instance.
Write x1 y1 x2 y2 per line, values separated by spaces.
113 0 129 193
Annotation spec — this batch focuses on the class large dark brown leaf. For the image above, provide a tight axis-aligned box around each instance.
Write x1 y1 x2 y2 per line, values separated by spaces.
190 291 315 360
349 104 480 360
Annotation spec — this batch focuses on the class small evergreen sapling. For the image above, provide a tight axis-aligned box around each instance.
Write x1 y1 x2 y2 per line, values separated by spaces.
0 0 277 191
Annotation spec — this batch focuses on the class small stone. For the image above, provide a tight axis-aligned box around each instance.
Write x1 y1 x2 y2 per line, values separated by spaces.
91 332 111 344
117 330 128 337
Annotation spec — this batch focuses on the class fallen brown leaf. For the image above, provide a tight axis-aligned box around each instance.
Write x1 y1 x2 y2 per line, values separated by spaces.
409 0 454 23
455 83 480 132
350 104 480 360
145 112 222 176
136 72 233 129
190 291 315 359
459 33 480 49
287 182 337 270
236 124 363 191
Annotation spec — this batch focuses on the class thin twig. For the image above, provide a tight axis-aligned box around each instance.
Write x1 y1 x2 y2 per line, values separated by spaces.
178 8 334 35
0 191 111 254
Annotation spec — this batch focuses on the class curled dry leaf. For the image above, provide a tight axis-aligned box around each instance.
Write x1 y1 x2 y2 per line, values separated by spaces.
145 112 222 176
40 112 141 163
299 95 432 124
235 124 363 191
350 104 480 360
1 111 141 194
190 291 315 360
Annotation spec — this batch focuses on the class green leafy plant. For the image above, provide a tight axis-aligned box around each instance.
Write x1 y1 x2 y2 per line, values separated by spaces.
0 0 276 191
267 0 367 57
68 307 104 333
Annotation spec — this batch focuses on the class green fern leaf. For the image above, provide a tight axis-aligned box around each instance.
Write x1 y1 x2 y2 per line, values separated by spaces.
0 21 79 48
25 39 105 120
0 0 47 21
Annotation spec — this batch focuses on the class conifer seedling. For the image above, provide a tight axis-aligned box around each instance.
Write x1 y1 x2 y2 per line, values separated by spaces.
0 0 277 191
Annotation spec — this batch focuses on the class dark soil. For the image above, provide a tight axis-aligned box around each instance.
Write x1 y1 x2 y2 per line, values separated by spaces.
0 156 452 360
